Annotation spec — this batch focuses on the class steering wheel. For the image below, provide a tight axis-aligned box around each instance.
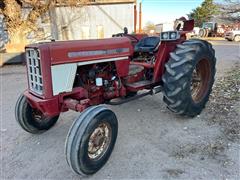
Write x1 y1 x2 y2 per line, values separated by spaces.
113 33 139 44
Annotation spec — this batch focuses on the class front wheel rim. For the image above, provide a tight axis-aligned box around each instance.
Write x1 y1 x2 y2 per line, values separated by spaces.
31 109 45 123
191 58 211 103
88 122 112 160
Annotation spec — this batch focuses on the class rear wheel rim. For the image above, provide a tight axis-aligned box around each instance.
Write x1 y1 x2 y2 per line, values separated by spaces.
88 122 112 160
191 59 211 103
235 36 240 42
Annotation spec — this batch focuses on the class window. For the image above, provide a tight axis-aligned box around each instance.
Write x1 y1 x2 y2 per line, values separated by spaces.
81 26 90 39
97 25 104 39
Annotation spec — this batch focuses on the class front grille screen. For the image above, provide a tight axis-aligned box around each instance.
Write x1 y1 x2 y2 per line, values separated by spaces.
26 49 43 95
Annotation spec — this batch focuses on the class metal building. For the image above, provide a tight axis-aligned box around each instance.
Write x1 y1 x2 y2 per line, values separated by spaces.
50 0 136 40
0 15 9 49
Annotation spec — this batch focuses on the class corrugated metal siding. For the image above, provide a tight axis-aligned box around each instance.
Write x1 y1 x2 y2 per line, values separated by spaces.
0 15 9 49
51 4 134 40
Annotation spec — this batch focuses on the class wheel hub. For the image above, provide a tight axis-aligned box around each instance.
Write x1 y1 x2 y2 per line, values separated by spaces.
191 58 211 103
88 122 112 160
32 109 45 123
235 36 240 42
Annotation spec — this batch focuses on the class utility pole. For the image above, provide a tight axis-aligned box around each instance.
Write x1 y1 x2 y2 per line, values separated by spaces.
134 4 137 33
139 2 142 33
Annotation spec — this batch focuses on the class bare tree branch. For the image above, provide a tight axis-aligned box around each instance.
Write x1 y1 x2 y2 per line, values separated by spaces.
1 0 89 44
218 0 240 22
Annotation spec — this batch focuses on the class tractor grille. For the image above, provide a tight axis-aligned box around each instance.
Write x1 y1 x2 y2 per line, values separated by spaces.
26 48 43 95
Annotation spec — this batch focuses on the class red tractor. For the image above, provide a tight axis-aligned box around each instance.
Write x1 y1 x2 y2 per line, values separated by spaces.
15 19 216 176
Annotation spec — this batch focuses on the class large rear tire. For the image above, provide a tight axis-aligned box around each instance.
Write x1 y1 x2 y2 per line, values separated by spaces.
199 29 206 37
205 29 209 37
162 39 216 117
65 105 118 175
15 93 59 133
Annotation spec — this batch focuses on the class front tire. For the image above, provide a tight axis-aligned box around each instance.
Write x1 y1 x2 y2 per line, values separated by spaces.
162 39 216 117
65 105 118 175
15 93 59 133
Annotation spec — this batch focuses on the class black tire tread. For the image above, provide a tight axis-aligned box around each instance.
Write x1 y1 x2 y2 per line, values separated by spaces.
65 105 118 176
15 94 36 133
15 93 59 134
162 39 216 117
65 105 102 174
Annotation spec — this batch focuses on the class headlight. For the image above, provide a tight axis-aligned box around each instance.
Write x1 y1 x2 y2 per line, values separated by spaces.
170 32 177 39
160 31 180 41
162 32 168 39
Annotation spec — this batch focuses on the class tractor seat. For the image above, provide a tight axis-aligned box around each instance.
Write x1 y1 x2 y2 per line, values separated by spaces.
134 36 160 53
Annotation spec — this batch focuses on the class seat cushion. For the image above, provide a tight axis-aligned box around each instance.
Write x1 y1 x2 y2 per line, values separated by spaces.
134 36 160 53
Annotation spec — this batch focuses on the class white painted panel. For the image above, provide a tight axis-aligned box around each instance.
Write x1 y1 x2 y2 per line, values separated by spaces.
51 63 77 95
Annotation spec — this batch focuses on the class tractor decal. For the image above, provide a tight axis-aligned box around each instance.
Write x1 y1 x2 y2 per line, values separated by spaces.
68 48 130 58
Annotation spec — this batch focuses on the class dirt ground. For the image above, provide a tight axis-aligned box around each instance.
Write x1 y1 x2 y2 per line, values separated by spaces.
0 40 240 179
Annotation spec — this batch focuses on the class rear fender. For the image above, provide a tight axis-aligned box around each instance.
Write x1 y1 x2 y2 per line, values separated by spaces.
182 19 194 32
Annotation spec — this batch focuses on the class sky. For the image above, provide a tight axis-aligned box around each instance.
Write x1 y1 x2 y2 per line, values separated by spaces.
139 0 223 25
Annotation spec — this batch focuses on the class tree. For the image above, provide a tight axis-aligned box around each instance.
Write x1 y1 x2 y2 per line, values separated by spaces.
143 21 155 33
188 0 219 27
217 0 240 23
0 0 88 45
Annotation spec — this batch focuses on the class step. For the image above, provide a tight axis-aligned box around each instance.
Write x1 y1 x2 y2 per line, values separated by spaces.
125 80 152 91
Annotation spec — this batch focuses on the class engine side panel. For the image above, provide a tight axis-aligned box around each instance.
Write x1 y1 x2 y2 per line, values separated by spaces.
51 63 77 96
51 56 129 96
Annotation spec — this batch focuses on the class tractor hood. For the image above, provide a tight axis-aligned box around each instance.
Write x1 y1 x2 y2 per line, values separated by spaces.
26 37 133 65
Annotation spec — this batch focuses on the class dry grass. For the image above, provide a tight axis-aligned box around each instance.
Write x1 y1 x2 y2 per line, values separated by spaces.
207 63 240 141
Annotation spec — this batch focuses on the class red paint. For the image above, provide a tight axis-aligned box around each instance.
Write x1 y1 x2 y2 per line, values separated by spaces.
58 87 88 103
123 69 144 84
64 98 90 112
115 59 130 77
139 2 142 33
134 5 137 33
24 91 59 117
153 40 184 82
130 62 154 69
183 19 194 32
25 46 54 99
